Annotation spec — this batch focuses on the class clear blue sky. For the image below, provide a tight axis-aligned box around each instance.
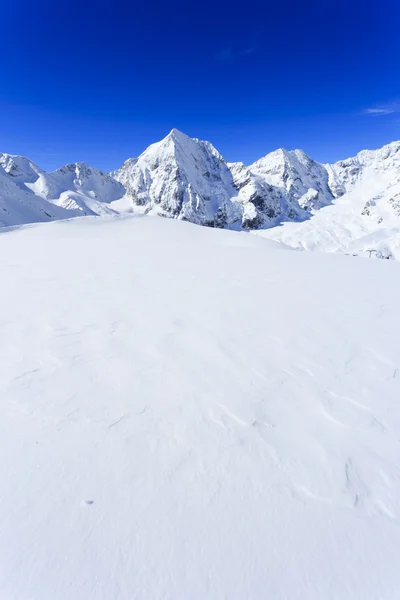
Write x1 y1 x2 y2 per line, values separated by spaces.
2 0 399 171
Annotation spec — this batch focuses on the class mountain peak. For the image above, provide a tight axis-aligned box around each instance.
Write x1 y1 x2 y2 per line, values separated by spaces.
2 136 400 259
57 162 94 175
136 129 196 165
164 128 192 145
168 127 186 137
0 153 43 180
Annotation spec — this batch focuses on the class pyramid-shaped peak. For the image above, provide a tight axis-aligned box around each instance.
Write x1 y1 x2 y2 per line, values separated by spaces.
168 128 190 138
163 128 195 148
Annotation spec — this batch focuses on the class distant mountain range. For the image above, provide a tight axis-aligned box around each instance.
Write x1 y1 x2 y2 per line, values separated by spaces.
2 130 400 257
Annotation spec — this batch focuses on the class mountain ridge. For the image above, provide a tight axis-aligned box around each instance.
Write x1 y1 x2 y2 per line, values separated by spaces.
1 132 400 257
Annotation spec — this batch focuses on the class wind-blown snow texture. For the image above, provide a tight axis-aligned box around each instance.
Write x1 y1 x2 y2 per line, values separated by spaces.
2 132 400 257
0 215 399 599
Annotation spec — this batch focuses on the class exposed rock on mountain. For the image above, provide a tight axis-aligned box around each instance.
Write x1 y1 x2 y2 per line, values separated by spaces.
2 133 400 258
112 129 242 228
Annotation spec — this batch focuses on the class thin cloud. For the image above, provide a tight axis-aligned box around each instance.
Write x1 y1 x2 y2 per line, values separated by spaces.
363 101 400 116
364 107 395 115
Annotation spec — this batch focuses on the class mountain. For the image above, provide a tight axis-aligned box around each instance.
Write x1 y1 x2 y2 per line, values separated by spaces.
2 133 400 258
227 148 335 228
257 141 400 259
112 131 400 257
112 129 337 228
1 214 399 599
0 157 67 227
111 128 242 228
325 141 400 195
249 148 335 212
0 153 125 227
113 131 400 228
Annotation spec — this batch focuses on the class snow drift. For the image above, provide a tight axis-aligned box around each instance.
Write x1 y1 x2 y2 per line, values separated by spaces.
0 215 399 599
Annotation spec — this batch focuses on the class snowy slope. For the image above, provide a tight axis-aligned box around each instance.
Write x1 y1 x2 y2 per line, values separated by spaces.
112 129 336 228
112 132 400 247
0 153 125 226
1 215 400 600
226 148 335 228
2 136 400 259
249 148 334 212
111 128 243 227
0 162 68 227
257 143 400 258
325 140 400 196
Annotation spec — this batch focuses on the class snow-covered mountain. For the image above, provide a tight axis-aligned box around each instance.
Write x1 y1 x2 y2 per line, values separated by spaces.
0 153 125 227
111 128 243 228
257 141 400 259
112 131 400 257
227 148 335 228
113 131 400 228
112 129 337 228
0 156 69 226
2 133 400 258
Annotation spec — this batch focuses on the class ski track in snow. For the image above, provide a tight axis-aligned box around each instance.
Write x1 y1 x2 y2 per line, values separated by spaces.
0 215 400 599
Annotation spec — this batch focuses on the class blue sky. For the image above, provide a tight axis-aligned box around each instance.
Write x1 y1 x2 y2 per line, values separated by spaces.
2 0 399 171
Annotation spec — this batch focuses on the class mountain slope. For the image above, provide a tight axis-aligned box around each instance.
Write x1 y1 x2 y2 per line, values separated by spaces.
0 162 69 227
226 148 335 228
1 215 399 599
325 140 400 196
2 136 400 259
0 153 125 226
249 148 335 211
112 129 336 228
113 131 400 244
112 128 243 227
256 142 400 258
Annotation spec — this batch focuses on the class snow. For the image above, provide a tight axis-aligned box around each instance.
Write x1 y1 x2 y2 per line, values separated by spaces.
256 164 400 259
1 215 400 599
111 129 242 227
2 134 400 260
0 153 125 227
112 133 400 245
249 147 333 211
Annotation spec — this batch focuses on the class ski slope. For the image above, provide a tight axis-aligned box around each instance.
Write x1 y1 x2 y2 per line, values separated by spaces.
1 215 399 600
